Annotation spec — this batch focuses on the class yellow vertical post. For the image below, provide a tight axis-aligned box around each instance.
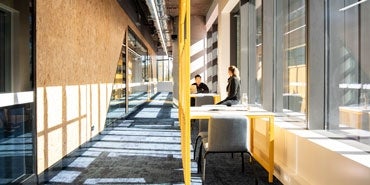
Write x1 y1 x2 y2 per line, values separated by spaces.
178 0 191 184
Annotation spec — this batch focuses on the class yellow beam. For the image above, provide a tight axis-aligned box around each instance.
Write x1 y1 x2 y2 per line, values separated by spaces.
178 0 191 184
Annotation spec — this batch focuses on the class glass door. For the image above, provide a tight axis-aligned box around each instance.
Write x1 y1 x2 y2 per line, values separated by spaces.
107 28 150 125
127 30 149 112
0 1 35 183
106 33 127 125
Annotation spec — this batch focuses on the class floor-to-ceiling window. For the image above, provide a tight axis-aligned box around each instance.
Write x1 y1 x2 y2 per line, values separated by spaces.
328 0 370 145
282 0 306 117
0 1 35 183
106 33 127 125
156 55 172 82
127 30 149 112
107 29 150 123
230 9 240 68
255 0 263 104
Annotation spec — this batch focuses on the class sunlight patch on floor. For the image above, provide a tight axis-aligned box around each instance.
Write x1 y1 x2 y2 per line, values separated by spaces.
50 170 81 183
84 178 146 184
134 108 161 118
68 157 96 168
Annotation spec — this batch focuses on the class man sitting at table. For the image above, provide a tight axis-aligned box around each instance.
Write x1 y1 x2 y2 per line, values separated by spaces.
191 74 210 106
192 74 209 93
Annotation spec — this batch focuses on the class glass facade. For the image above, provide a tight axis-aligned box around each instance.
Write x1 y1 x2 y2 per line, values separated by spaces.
250 0 370 144
328 1 370 143
282 0 306 115
2 1 370 183
127 31 149 112
230 10 240 68
235 11 241 68
156 55 173 82
0 1 35 183
239 0 370 147
107 34 127 125
107 29 152 124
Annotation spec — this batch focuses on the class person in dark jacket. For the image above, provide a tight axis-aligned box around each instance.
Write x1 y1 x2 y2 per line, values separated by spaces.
217 66 241 106
190 74 210 106
191 74 209 93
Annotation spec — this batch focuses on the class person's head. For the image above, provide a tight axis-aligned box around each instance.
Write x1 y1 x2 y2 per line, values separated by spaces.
228 66 239 77
195 74 202 85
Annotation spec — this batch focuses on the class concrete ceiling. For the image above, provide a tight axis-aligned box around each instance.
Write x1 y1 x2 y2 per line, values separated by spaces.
165 0 213 17
117 0 213 55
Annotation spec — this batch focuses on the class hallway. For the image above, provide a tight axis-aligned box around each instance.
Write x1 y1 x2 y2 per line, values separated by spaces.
40 92 281 185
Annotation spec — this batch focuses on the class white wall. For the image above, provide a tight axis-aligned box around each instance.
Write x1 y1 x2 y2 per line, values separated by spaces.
217 2 231 100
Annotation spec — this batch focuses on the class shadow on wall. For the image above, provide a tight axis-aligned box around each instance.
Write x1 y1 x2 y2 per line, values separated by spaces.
36 83 113 173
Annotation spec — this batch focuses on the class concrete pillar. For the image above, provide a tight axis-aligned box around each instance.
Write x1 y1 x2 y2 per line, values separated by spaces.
218 13 231 100
275 0 284 112
307 0 325 129
172 32 179 103
262 0 274 111
240 0 256 103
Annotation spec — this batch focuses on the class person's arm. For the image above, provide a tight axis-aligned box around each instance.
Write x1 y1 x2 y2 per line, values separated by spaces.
191 83 197 93
202 83 209 93
196 83 208 93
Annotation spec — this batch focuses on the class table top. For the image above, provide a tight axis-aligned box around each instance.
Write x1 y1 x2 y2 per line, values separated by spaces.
190 93 219 97
190 105 275 118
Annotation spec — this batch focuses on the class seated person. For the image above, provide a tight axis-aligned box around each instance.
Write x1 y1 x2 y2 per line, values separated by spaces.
191 74 210 106
217 66 241 106
191 74 209 93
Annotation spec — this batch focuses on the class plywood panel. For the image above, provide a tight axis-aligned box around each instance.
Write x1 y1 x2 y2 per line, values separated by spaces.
36 0 156 173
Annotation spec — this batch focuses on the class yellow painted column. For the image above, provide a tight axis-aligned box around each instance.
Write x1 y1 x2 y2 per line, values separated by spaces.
178 0 191 184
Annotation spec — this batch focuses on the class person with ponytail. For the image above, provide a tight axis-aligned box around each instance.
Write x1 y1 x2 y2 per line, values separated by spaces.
217 65 241 106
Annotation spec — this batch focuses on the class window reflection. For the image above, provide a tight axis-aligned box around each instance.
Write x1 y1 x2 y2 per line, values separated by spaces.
107 29 150 123
0 103 34 183
255 0 262 104
127 30 148 112
329 1 370 142
157 55 172 82
282 0 306 116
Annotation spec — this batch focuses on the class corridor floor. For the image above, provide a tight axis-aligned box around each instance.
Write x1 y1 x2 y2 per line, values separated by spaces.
40 92 282 185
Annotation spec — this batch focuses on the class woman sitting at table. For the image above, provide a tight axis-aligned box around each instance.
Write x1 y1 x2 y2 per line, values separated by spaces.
217 65 241 106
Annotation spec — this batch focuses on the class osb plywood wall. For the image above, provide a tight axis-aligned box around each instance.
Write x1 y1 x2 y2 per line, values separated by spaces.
36 0 155 173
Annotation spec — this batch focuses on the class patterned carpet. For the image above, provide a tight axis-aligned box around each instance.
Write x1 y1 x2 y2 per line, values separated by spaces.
40 92 282 185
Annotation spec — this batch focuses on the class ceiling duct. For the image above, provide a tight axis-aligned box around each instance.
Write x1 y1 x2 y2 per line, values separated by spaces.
146 0 171 56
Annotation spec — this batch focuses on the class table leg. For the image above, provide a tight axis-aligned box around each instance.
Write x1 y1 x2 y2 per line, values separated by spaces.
250 117 254 154
268 116 274 183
